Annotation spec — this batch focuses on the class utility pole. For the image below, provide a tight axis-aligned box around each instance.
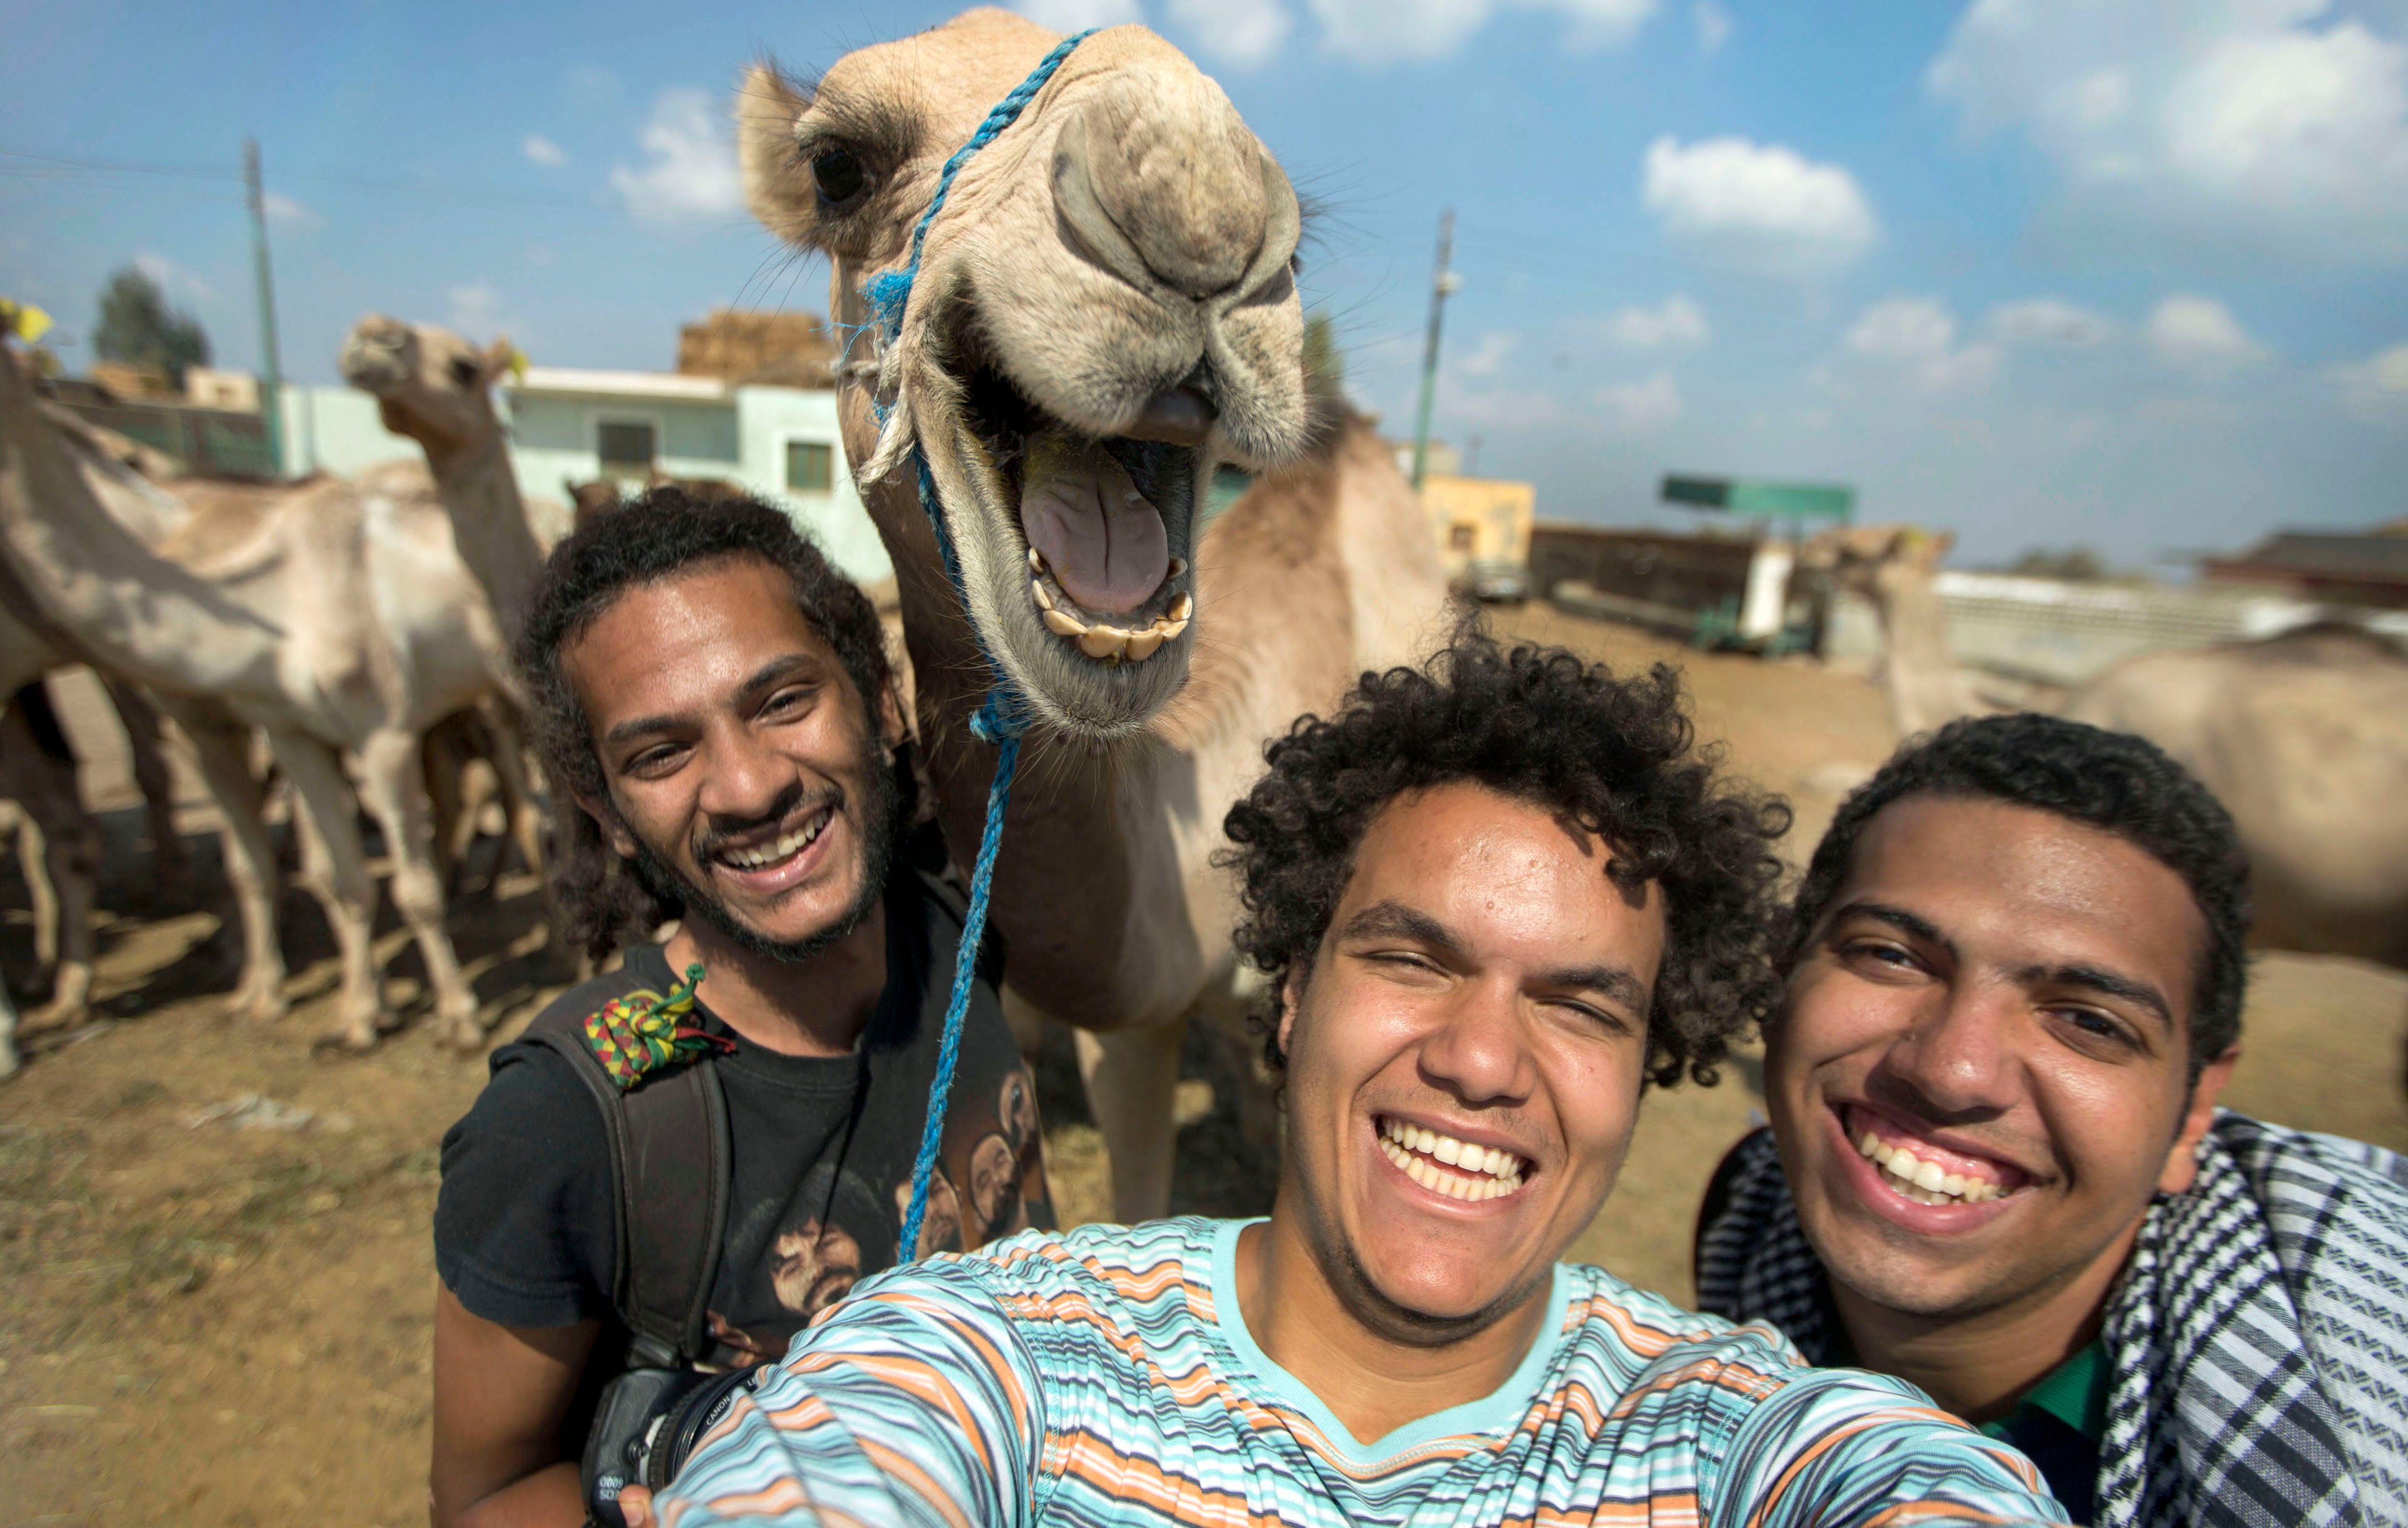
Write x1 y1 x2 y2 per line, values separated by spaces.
1408 207 1459 492
244 137 286 477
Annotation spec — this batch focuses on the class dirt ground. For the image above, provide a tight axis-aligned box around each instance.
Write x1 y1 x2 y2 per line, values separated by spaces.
4 607 2402 1526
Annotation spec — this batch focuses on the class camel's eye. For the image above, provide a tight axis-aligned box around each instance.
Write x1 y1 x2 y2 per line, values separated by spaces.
448 358 480 389
813 147 868 208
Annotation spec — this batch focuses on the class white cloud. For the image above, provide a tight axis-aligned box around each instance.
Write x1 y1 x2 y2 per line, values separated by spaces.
1016 0 1143 29
446 283 505 337
1641 135 1878 275
1989 297 2115 346
1457 330 1516 377
1549 0 1659 48
1847 296 1955 360
1693 0 1731 54
2333 341 2408 420
1845 296 2001 394
134 251 212 303
1168 0 1291 63
522 133 569 168
1607 294 1709 347
611 89 744 225
1309 0 1656 65
1928 0 2408 259
1595 371 1683 432
2146 294 2266 368
261 191 319 230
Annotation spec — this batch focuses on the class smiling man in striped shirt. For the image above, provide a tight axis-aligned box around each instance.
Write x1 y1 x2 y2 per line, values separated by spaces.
627 633 2066 1528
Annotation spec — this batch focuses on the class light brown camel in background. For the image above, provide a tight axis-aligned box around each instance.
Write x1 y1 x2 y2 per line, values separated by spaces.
338 317 554 910
1803 523 1976 738
1811 521 2408 974
738 9 1450 1219
0 348 533 1051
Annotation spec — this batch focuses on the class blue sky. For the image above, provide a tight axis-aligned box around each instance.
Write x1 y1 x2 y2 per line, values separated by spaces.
6 0 2406 571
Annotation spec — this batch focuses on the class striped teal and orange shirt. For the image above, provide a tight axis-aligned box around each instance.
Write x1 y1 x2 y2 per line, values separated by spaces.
654 1217 2067 1527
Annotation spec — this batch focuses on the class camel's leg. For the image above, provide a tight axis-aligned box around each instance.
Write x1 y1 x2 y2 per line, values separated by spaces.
1001 985 1048 1062
1195 963 1283 1160
0 975 17 1080
17 811 57 969
1 697 99 1033
99 676 189 900
476 697 548 881
268 732 387 1049
168 700 286 1024
358 726 480 1049
423 714 472 896
1074 1018 1187 1224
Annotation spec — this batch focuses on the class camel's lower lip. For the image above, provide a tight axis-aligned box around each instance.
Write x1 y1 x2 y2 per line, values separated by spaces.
942 351 1199 668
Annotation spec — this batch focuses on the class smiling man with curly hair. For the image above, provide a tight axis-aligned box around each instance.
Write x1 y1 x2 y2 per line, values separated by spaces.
628 632 2072 1528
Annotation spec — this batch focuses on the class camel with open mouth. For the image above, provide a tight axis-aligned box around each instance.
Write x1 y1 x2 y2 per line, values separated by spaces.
737 9 1450 1219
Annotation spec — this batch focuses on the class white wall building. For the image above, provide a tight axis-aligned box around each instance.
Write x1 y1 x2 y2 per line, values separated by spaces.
279 367 888 584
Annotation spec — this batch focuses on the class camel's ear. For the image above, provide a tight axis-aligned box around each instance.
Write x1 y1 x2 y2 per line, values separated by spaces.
1926 530 1957 563
737 62 820 249
483 335 521 385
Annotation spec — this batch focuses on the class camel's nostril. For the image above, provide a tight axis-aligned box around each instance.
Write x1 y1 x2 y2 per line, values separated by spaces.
1054 88 1277 302
1121 387 1215 446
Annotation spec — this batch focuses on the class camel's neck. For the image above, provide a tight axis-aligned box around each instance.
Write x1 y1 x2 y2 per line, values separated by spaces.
873 468 1202 1028
423 426 544 639
0 366 279 694
1870 569 1968 738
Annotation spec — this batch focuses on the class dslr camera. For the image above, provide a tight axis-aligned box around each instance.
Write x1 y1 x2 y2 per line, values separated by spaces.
582 1362 767 1527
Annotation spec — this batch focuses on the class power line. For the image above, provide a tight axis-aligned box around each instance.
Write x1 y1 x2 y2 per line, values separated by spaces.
0 147 629 214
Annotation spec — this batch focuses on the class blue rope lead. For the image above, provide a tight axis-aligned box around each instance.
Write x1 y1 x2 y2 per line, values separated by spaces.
865 28 1096 350
897 729 1020 1262
893 29 1096 1264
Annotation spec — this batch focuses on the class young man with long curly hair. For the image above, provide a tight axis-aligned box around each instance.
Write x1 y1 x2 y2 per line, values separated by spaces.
431 491 1047 1527
624 633 2070 1527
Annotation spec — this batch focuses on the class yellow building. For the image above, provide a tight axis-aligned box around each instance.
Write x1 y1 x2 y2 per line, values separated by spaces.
1421 472 1535 576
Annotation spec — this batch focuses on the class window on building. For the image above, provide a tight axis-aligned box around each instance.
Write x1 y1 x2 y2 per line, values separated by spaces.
597 420 657 479
1449 522 1477 552
787 440 834 493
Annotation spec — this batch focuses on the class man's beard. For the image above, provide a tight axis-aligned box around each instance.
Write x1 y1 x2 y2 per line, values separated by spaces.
620 743 898 964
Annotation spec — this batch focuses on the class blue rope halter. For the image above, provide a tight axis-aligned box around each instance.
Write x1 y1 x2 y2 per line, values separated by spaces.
881 29 1096 1263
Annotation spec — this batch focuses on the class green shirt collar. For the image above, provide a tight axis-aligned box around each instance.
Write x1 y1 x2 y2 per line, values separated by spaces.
1980 1339 2109 1442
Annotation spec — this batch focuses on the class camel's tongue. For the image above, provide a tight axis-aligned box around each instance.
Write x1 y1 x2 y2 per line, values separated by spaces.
1018 435 1167 616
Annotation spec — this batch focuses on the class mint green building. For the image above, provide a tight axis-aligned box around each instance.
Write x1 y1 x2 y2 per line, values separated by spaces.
277 367 888 584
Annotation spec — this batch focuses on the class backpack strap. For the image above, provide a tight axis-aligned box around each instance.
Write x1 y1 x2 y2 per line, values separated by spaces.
523 982 733 1370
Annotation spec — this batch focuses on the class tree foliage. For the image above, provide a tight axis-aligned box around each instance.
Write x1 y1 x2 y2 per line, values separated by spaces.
93 266 210 388
2008 546 2110 582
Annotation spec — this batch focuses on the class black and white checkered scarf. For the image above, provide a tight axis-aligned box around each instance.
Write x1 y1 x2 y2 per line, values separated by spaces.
1694 1112 2408 1528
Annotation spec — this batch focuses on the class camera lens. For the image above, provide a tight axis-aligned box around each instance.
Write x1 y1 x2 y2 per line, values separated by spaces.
639 1364 767 1491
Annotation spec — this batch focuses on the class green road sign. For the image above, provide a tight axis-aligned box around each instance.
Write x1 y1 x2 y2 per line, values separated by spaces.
1662 475 1853 521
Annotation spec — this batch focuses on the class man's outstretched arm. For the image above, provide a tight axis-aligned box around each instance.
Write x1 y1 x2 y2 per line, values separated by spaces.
646 1267 1048 1528
1714 1369 2072 1528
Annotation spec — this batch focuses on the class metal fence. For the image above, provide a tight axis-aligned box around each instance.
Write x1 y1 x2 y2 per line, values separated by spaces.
1829 571 2408 685
54 399 276 479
